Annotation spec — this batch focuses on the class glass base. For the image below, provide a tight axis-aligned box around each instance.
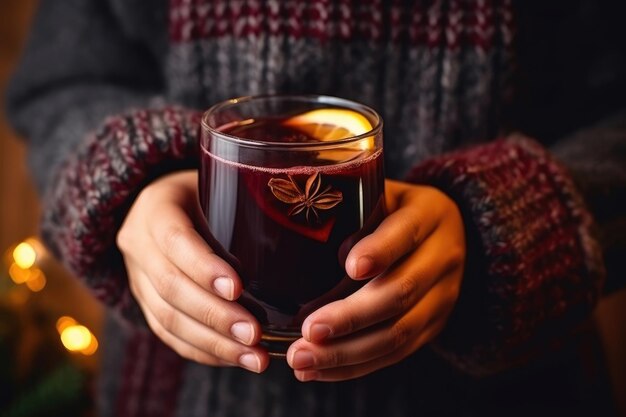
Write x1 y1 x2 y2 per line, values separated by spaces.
260 330 299 357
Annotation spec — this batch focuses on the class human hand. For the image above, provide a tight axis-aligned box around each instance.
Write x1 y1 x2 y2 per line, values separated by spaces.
286 180 465 381
117 170 269 373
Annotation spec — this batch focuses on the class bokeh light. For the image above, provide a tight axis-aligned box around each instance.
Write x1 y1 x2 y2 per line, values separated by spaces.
60 325 92 352
56 316 77 333
56 316 98 355
25 267 46 292
8 262 31 284
5 238 47 291
12 241 37 269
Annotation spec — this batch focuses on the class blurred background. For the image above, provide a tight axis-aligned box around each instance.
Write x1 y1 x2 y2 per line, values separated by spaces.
0 1 624 417
1 1 103 416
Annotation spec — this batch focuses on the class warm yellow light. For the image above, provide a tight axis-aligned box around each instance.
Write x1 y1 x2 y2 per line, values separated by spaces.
8 262 47 291
57 317 99 355
13 242 37 269
8 262 31 284
25 268 46 292
60 325 93 352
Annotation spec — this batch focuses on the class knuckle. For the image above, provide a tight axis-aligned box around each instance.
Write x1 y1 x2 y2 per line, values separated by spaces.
338 301 362 334
429 186 449 204
152 269 180 300
394 214 421 253
137 184 159 205
398 275 416 312
205 338 232 362
161 224 187 254
154 306 176 332
446 244 466 269
343 315 358 335
390 320 410 350
408 217 422 249
116 226 132 253
325 349 348 367
199 303 221 330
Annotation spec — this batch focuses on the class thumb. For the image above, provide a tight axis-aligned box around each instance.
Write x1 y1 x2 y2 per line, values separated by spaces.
345 204 433 280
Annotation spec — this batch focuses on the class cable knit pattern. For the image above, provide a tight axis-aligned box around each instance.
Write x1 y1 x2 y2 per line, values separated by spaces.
405 134 605 374
40 107 201 318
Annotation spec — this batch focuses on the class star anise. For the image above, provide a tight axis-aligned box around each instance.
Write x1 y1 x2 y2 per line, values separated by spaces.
268 172 343 223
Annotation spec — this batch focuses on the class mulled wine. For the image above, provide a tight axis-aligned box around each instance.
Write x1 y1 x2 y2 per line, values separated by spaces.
200 96 384 355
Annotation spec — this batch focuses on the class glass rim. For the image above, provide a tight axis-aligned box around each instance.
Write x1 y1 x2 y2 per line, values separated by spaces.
201 94 383 150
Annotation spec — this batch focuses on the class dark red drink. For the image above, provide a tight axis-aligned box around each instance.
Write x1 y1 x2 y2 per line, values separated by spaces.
200 96 384 354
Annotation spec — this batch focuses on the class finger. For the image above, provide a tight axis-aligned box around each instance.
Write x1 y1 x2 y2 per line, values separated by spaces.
142 303 269 373
293 269 460 370
148 203 242 301
288 320 409 371
133 269 269 373
291 280 457 380
345 194 437 281
136 239 261 346
293 322 444 382
141 304 232 367
303 232 461 342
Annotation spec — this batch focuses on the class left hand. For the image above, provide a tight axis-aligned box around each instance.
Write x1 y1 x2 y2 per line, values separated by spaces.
286 179 466 381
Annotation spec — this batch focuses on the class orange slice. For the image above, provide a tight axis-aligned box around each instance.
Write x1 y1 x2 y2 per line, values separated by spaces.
283 109 375 161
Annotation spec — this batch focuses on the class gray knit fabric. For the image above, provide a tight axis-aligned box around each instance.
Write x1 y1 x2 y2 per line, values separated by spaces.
165 6 513 178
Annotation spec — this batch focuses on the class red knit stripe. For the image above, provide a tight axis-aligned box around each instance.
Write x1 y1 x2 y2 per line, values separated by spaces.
466 0 495 50
168 0 514 48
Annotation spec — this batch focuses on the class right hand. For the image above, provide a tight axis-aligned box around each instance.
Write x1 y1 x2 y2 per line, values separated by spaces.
117 170 269 373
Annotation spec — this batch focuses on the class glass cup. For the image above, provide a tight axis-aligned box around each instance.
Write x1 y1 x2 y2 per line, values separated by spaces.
199 95 385 356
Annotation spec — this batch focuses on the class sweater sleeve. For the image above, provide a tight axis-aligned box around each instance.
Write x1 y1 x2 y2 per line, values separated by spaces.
6 0 200 320
405 134 605 375
551 110 626 294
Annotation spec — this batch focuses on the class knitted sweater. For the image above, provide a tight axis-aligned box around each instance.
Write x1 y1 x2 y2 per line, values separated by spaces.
6 0 624 416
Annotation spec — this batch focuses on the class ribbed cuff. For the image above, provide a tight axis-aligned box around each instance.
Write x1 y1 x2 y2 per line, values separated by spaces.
405 134 605 375
40 106 202 320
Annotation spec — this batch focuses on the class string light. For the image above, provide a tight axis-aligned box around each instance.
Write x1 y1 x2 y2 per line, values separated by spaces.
5 237 47 291
4 239 98 356
12 241 37 269
56 316 98 356
56 316 77 333
60 325 92 351
25 267 46 292
8 262 31 284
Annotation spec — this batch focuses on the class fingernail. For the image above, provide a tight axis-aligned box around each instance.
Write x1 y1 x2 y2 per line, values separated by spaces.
239 353 261 373
308 324 332 342
295 370 319 382
355 256 375 278
213 277 234 300
291 350 315 369
231 322 254 345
